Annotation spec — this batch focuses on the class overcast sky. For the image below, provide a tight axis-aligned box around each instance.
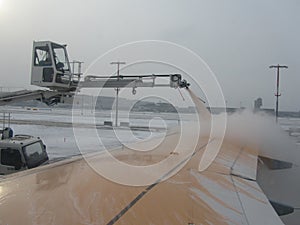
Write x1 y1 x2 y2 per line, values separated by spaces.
0 0 299 110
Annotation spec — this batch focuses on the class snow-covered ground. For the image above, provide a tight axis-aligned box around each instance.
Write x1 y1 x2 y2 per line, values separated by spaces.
0 107 185 160
278 117 300 144
1 107 300 160
0 106 187 127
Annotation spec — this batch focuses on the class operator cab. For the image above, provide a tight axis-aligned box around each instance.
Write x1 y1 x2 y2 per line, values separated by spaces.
31 41 80 91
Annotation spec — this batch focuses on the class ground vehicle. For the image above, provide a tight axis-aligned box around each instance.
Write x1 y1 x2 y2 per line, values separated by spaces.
0 132 48 175
30 41 189 92
1 41 189 107
0 40 189 174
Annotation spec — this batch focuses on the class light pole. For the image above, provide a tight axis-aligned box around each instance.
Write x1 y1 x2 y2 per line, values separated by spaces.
269 64 288 123
110 61 126 127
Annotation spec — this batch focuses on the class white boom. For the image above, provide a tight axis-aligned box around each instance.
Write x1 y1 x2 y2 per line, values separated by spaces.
0 41 189 106
31 41 189 90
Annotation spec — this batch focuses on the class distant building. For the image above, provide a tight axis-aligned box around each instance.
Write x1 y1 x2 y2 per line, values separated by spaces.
253 97 275 115
254 98 262 112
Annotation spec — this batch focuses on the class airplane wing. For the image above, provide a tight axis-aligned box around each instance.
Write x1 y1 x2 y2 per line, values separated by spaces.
0 132 283 225
0 90 284 225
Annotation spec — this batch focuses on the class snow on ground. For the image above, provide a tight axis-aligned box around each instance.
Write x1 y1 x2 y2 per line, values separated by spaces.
1 107 180 160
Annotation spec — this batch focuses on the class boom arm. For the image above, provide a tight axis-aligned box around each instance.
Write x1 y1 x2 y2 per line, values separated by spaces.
31 41 190 92
81 74 189 89
0 41 190 106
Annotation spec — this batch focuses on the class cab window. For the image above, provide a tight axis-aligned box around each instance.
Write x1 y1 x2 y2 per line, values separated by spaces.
34 46 52 66
52 43 70 71
1 148 22 167
23 141 47 168
23 141 44 158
